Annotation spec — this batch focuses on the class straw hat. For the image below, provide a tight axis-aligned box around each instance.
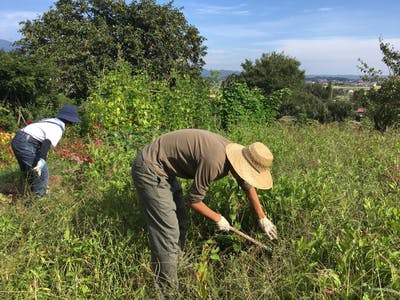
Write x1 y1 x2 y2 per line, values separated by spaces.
226 142 273 189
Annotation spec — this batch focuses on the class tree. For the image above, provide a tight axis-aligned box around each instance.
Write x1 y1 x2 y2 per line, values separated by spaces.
358 38 400 131
305 82 331 100
0 50 61 119
16 0 207 99
237 51 305 96
279 89 328 123
327 100 353 122
367 78 400 131
352 89 368 108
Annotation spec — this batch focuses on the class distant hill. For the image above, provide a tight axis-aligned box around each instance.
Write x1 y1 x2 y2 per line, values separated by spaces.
0 39 15 51
201 69 240 81
306 74 361 80
201 70 362 81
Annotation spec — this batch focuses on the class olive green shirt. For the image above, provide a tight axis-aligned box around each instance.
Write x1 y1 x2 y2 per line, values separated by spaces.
141 129 251 203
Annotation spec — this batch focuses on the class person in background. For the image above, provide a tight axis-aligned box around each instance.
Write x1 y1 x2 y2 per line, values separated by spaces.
131 128 277 296
11 104 81 197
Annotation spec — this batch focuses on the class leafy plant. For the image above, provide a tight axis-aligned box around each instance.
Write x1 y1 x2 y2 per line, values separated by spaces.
194 240 220 300
216 82 265 130
87 60 162 134
87 60 215 136
0 131 15 167
367 77 400 131
55 140 94 163
1 123 399 299
358 39 400 131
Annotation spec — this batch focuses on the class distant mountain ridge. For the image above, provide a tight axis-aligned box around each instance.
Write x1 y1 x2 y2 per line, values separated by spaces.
201 69 361 81
306 74 361 80
0 39 15 51
201 69 240 80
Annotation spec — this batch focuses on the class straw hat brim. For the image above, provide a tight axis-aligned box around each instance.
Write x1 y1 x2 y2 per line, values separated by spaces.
226 143 273 190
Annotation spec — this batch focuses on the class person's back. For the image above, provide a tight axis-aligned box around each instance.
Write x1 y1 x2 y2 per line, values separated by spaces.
142 128 230 177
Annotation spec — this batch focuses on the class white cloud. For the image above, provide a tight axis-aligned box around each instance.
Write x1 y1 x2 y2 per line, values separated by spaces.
303 7 334 13
205 37 400 74
0 11 40 41
205 47 264 70
318 7 333 12
194 4 250 16
272 38 400 74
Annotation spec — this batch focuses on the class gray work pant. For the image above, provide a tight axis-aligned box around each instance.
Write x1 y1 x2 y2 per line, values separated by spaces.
132 152 187 291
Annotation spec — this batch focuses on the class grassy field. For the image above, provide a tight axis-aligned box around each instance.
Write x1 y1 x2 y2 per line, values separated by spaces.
0 122 399 299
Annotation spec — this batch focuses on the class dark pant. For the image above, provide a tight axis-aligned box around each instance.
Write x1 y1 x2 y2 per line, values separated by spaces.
11 131 48 197
131 152 187 293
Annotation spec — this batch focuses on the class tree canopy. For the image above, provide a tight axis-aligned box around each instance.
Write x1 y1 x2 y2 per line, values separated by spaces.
237 51 305 96
358 39 400 131
0 50 57 108
16 0 207 99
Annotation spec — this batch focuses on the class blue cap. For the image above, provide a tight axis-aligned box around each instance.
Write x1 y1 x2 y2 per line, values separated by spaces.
56 105 81 123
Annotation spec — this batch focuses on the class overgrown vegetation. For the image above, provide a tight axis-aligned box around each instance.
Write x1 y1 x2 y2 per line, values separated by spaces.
1 123 399 299
0 1 399 298
358 38 400 131
87 60 216 136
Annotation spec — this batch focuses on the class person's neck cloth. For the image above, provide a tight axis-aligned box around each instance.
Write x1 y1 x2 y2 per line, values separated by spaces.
51 118 66 132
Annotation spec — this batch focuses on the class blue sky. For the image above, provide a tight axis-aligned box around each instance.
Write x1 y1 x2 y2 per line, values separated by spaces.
1 0 400 75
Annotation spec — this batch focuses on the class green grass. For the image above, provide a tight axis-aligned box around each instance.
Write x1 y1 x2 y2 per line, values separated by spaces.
1 122 399 299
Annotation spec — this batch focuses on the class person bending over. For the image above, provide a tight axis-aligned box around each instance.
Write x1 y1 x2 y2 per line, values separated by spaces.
131 129 277 295
11 104 81 197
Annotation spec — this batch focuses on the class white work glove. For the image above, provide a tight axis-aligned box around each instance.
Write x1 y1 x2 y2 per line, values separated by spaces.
216 215 230 232
258 217 277 240
33 158 46 177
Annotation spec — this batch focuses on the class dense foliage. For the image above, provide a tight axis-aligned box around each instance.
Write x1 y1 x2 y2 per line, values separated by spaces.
0 50 65 129
224 51 362 124
367 77 400 131
87 60 215 138
1 123 399 299
16 0 206 99
237 51 305 96
0 50 56 107
358 39 400 131
216 82 265 130
1 4 400 298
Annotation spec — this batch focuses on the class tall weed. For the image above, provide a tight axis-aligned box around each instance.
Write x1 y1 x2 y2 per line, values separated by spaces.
0 123 399 299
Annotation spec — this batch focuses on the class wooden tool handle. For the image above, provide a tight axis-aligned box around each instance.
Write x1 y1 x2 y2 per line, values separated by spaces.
229 226 272 251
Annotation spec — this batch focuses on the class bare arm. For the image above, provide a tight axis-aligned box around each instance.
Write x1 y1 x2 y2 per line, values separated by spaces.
188 187 265 222
188 201 222 222
229 167 266 220
245 186 265 220
246 186 278 239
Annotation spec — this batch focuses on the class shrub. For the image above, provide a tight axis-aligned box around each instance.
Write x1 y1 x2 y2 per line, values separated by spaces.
87 60 216 139
215 82 265 130
0 131 15 167
0 105 18 132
